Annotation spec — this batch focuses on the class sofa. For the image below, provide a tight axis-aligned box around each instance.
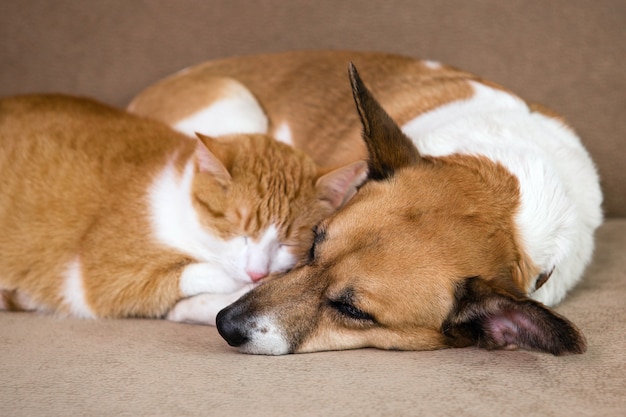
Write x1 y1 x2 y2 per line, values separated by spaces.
1 1 624 415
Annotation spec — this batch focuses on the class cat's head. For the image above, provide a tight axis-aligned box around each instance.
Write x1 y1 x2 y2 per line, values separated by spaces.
192 133 368 283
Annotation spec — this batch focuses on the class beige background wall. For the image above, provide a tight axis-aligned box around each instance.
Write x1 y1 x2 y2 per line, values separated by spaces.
1 0 624 216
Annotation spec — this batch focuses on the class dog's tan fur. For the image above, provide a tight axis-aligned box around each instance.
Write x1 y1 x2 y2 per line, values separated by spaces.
230 151 530 353
130 51 596 355
216 107 562 353
130 51 484 168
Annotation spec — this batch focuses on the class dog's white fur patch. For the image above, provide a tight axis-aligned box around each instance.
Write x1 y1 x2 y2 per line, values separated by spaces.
402 81 602 306
173 93 268 138
403 82 525 138
422 60 442 69
273 121 293 145
61 257 96 318
238 315 290 355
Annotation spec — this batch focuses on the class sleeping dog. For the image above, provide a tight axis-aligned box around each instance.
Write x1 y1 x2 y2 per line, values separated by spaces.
130 51 602 355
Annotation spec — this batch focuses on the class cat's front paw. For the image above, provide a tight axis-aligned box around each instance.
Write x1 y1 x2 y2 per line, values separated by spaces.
167 285 255 326
178 263 244 297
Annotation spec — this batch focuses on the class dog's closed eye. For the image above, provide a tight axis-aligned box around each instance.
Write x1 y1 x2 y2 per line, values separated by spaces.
329 300 375 322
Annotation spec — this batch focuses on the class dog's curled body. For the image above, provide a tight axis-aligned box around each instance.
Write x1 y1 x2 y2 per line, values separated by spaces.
403 80 602 305
130 51 602 354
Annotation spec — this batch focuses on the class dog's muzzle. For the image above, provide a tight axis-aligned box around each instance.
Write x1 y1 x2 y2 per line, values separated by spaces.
216 301 291 355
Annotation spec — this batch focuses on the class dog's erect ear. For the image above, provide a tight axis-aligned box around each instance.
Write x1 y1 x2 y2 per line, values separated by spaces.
442 277 586 355
348 63 421 181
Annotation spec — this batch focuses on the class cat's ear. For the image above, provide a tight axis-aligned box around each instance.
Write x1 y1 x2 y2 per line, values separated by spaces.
195 133 232 184
315 160 368 209
442 276 587 355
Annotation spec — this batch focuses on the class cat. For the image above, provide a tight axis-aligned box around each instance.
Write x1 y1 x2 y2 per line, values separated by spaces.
0 94 367 324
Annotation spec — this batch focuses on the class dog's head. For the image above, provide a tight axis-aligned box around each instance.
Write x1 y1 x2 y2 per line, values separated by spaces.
216 64 586 356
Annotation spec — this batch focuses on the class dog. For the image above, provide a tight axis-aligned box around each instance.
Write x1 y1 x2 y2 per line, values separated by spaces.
129 51 602 355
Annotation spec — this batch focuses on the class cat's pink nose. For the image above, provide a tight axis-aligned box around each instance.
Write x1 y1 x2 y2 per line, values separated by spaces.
247 270 268 282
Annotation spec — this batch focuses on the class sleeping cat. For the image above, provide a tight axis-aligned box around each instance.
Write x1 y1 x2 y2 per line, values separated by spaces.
0 94 367 324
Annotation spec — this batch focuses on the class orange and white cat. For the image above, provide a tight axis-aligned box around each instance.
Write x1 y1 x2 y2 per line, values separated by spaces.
0 94 367 324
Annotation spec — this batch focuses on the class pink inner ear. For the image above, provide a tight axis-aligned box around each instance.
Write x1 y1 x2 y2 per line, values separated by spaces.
485 310 541 348
195 141 231 183
316 160 368 209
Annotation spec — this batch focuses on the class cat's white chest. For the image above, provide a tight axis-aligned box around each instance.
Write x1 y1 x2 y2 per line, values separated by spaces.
149 159 220 257
147 158 297 292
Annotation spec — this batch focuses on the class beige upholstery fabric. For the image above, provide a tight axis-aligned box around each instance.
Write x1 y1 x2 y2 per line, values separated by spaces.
2 221 624 416
1 1 624 415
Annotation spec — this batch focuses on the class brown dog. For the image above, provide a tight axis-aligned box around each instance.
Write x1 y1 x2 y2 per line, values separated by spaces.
129 52 602 355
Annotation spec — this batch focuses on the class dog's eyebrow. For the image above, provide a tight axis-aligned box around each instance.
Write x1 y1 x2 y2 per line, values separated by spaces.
334 287 356 304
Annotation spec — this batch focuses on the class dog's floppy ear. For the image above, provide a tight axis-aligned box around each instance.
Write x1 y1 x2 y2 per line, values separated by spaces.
348 63 421 181
442 277 586 355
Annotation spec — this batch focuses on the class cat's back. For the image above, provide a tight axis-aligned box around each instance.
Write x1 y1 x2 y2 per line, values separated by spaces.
0 94 190 169
1 94 191 206
0 94 195 272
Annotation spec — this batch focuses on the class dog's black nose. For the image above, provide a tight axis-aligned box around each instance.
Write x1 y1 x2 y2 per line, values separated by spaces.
216 306 248 347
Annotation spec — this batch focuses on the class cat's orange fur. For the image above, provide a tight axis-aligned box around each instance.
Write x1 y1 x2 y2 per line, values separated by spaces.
0 94 366 320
